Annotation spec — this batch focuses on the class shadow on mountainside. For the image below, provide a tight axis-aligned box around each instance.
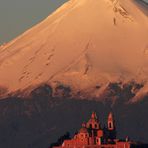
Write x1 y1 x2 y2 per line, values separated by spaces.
0 84 147 148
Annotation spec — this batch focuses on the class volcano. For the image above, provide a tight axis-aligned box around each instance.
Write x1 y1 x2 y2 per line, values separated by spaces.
0 0 148 101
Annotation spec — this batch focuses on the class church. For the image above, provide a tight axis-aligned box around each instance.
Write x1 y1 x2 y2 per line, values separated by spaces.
53 112 137 148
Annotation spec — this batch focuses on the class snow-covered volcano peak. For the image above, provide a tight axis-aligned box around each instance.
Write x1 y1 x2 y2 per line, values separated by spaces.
0 0 148 101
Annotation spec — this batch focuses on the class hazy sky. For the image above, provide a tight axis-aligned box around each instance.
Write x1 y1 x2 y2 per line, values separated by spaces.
0 0 67 44
0 0 147 44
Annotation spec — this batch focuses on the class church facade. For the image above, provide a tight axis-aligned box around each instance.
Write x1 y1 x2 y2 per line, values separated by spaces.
53 112 135 148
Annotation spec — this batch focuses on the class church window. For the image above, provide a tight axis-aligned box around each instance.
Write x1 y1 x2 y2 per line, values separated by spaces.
109 122 112 128
89 124 92 129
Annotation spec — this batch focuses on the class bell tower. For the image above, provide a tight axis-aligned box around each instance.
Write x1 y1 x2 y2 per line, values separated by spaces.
107 112 116 140
108 112 114 130
86 111 100 130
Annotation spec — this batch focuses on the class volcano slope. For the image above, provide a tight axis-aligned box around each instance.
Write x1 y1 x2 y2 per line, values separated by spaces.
0 0 148 102
0 0 148 147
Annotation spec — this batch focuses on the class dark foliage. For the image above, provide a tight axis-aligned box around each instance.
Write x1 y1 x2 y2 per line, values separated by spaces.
50 132 71 148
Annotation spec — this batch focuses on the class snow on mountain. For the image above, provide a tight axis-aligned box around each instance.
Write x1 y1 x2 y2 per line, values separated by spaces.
0 0 148 101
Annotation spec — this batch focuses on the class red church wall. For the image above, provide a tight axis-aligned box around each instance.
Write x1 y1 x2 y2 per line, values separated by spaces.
53 112 132 148
116 141 131 148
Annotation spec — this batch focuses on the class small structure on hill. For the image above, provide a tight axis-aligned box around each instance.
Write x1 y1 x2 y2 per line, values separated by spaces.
53 112 143 148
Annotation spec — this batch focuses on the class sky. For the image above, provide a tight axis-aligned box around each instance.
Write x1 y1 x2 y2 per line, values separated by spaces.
0 0 147 44
0 0 67 44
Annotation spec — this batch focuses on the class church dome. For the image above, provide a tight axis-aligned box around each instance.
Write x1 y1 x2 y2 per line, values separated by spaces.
79 127 88 133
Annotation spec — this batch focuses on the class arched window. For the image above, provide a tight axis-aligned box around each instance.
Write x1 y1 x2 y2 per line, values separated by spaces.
89 124 92 129
109 122 112 128
95 124 98 128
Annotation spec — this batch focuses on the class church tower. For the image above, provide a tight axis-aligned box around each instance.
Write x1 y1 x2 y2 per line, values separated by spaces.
86 111 100 130
108 112 114 130
107 112 116 140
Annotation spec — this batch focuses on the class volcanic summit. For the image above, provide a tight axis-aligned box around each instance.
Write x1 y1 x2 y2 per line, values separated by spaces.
0 0 148 101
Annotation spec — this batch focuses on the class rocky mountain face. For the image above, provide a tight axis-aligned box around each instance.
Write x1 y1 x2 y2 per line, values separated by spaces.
0 0 148 102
